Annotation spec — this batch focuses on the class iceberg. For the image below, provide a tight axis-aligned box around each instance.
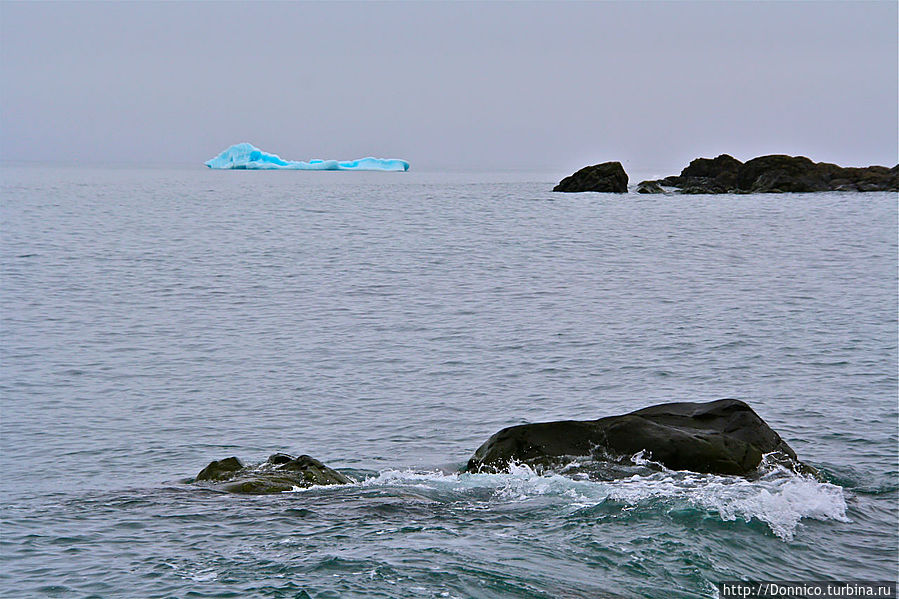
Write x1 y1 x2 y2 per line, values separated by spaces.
205 143 409 171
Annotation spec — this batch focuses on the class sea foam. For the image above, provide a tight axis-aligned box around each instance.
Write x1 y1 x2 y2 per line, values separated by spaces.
356 462 848 541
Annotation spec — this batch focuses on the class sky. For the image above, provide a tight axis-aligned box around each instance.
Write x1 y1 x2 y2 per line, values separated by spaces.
1 1 897 173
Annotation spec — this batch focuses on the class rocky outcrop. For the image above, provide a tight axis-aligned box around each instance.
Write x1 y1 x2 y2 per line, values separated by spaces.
645 154 897 194
464 399 812 477
194 453 351 494
553 162 629 193
680 153 744 182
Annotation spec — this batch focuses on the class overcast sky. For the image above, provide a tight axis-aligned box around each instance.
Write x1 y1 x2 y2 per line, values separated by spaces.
1 1 896 172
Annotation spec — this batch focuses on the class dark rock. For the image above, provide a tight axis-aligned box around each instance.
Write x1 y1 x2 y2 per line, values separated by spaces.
657 176 681 187
681 154 743 190
678 178 730 194
643 154 898 194
829 178 857 191
267 453 294 465
640 154 743 194
195 456 243 481
636 181 665 194
842 165 897 192
464 399 811 477
553 162 628 193
736 155 828 192
194 454 351 494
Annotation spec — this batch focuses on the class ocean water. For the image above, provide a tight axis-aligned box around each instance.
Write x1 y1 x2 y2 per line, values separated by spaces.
1 166 896 598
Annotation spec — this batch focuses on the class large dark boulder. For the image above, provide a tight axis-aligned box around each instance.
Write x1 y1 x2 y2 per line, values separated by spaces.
464 399 811 477
194 453 352 494
554 162 629 193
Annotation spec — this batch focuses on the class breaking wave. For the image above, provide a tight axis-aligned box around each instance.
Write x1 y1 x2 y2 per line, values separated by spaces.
352 460 848 541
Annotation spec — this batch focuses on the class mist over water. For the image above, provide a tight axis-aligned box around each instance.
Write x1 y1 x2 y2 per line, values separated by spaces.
1 167 896 598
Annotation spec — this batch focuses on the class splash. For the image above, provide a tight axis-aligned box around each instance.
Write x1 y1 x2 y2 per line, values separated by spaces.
355 462 848 541
604 467 848 541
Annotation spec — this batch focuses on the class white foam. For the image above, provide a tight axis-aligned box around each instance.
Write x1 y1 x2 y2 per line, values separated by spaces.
165 562 219 582
605 467 849 541
357 463 848 541
189 570 218 582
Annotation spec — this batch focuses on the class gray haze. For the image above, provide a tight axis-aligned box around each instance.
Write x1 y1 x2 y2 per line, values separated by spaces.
1 1 896 172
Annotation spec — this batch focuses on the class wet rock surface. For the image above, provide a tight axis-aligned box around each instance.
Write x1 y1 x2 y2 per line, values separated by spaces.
464 399 812 477
194 453 352 494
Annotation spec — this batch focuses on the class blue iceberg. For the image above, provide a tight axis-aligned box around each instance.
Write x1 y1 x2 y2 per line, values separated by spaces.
205 143 409 171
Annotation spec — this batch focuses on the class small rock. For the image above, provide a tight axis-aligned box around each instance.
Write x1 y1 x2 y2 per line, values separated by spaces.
195 457 243 481
636 181 665 194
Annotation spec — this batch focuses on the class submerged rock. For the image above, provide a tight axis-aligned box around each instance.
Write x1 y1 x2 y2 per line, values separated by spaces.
464 399 812 477
553 162 629 193
636 180 665 194
194 453 351 494
643 154 898 194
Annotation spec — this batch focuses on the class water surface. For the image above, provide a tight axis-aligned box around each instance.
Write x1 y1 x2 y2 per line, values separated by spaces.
1 167 896 597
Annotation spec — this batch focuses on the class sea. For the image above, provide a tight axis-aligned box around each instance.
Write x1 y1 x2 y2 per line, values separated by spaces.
1 166 896 598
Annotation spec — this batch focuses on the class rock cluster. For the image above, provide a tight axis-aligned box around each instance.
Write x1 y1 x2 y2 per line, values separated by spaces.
195 453 351 494
640 154 898 194
194 400 816 494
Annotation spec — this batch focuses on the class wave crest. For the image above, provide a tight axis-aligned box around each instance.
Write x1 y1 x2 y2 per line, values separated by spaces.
357 462 847 541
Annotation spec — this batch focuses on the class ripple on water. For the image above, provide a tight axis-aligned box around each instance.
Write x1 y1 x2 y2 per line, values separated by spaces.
1 171 895 597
